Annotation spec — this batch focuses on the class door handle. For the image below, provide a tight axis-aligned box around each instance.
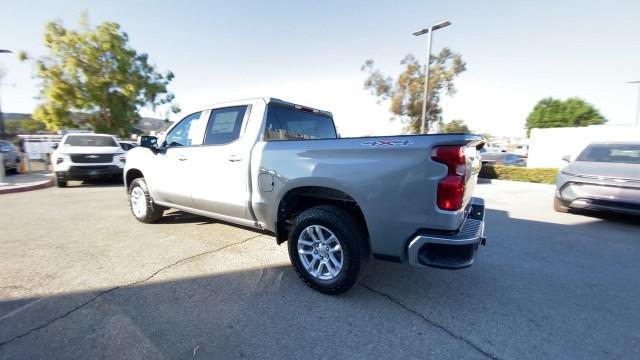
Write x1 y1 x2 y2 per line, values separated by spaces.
177 155 188 161
227 154 242 162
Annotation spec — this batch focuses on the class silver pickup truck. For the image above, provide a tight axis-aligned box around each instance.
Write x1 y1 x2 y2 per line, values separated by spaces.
124 97 486 294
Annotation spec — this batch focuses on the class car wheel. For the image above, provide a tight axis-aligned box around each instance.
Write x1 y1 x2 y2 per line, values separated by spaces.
129 178 165 223
553 197 569 213
56 178 67 188
288 205 368 295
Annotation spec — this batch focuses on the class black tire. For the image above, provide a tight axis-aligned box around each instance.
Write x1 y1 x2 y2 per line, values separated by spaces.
288 205 368 295
128 178 165 223
56 178 67 188
553 197 569 213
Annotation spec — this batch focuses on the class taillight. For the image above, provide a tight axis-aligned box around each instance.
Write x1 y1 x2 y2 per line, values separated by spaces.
431 145 466 211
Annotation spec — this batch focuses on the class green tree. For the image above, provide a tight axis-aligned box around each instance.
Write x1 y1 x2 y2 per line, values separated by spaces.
442 119 471 133
525 97 606 136
5 117 47 135
20 14 177 137
362 48 466 134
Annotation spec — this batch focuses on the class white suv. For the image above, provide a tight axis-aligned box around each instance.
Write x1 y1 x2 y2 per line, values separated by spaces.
52 134 126 187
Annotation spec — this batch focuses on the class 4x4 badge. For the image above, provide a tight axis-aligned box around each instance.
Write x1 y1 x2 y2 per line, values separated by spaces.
362 139 413 147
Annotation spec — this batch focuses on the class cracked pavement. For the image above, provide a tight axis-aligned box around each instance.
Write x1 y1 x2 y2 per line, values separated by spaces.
1 180 639 359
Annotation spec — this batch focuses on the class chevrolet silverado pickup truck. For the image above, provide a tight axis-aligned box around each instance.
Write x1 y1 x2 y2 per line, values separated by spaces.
124 97 486 294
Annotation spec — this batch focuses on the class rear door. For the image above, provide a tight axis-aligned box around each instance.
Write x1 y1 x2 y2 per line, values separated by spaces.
189 105 251 219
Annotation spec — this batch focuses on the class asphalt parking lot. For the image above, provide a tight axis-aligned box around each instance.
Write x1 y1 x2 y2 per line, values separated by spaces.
0 180 638 359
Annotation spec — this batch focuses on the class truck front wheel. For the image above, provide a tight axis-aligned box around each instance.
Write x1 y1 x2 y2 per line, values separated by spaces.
288 205 367 295
553 197 569 213
129 178 165 223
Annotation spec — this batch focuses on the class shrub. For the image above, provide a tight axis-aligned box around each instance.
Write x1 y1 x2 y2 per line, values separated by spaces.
479 165 558 184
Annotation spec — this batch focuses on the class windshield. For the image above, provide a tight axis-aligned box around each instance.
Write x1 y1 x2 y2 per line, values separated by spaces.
64 135 118 147
576 144 640 164
264 104 337 140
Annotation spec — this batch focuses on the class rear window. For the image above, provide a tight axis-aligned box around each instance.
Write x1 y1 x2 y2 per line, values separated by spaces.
264 104 337 140
576 144 640 164
64 136 117 147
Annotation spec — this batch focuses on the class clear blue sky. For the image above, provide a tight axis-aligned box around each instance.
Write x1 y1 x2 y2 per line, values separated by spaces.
1 0 639 136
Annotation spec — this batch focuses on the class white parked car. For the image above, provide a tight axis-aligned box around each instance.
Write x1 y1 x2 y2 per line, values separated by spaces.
513 144 529 157
483 142 505 153
52 134 126 187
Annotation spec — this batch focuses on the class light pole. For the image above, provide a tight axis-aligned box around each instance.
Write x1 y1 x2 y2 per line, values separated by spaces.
629 81 640 126
413 21 451 134
0 49 12 141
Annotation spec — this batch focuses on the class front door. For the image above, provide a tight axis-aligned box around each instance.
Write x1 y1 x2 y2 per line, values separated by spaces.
150 111 206 207
190 106 250 219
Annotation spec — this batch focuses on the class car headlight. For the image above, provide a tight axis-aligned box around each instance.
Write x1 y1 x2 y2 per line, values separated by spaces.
119 156 126 163
56 154 69 164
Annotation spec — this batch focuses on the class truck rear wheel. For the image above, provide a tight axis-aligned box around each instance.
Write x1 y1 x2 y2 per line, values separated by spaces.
288 205 367 295
129 178 165 223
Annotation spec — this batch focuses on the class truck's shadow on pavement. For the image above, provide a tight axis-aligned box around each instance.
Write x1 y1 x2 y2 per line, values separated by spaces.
1 208 638 359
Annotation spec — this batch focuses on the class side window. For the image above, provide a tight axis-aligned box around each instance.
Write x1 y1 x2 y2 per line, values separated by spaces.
203 106 247 145
164 112 203 147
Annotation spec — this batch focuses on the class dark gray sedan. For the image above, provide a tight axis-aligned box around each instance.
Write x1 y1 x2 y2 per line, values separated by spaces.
0 140 20 174
554 142 640 215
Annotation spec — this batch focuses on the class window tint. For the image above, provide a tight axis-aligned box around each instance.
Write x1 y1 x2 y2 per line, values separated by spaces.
264 105 337 140
164 112 203 147
64 136 117 147
203 106 247 145
576 144 640 164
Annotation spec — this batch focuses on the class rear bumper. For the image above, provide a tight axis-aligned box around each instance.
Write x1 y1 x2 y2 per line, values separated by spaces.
407 197 486 269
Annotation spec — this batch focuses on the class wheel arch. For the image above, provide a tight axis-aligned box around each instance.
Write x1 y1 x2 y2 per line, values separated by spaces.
125 168 144 189
275 185 370 251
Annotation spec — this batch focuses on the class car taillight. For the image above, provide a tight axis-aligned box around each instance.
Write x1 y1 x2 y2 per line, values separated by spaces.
431 145 466 211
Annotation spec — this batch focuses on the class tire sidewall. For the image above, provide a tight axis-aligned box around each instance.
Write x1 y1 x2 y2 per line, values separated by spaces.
288 208 362 291
129 178 160 222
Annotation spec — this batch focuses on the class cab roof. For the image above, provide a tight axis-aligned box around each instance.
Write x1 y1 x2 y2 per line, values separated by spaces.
183 97 333 119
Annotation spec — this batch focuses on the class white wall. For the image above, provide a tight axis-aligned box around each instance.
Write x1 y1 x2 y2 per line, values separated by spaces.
527 125 640 168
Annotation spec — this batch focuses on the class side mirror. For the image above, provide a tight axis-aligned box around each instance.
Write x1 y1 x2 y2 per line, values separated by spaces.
561 155 571 162
52 143 59 150
139 136 158 148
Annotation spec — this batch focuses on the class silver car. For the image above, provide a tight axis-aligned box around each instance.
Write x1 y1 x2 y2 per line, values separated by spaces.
554 142 640 215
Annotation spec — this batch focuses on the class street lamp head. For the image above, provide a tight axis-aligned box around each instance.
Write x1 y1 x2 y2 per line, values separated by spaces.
412 20 451 36
0 50 12 54
432 20 452 31
412 28 430 36
628 80 640 84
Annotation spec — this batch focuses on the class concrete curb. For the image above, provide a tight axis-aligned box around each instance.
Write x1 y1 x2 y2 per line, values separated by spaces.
0 178 55 195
